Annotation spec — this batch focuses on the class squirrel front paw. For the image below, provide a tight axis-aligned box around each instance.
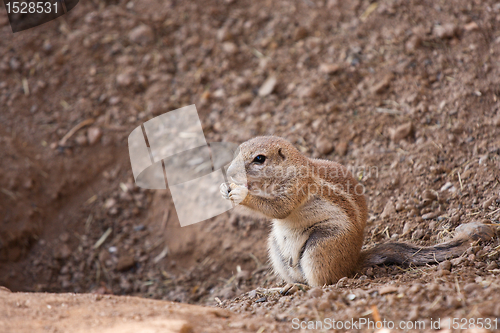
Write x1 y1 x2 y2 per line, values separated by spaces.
220 183 231 200
220 182 248 204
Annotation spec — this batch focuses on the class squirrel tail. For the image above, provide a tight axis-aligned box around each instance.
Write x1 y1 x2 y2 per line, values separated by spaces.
360 222 495 267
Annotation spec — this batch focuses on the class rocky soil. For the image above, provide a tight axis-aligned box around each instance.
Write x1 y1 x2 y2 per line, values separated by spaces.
1 0 500 331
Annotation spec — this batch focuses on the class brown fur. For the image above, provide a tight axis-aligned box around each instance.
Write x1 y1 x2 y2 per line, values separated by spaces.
220 136 495 286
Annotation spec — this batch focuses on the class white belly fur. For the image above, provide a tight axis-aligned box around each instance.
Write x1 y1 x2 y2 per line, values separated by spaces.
268 197 349 283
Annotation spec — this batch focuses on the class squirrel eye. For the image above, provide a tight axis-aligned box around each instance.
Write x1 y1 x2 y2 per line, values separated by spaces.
253 155 266 164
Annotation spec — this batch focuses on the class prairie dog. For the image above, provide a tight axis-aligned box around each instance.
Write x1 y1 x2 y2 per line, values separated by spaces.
220 136 495 287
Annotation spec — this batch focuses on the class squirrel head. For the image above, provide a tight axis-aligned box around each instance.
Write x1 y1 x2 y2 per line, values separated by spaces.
226 136 310 197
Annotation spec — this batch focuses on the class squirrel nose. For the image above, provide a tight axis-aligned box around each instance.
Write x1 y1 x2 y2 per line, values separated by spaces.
226 158 246 184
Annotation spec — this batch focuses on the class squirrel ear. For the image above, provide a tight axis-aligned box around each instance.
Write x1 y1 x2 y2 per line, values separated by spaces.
278 148 286 160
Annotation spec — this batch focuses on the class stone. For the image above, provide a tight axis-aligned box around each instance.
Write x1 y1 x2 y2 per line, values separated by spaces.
412 229 425 240
231 92 253 106
87 127 102 145
222 42 238 54
434 23 458 39
216 28 233 41
405 35 421 52
128 25 154 45
486 262 498 270
103 198 116 210
236 270 251 283
438 260 451 271
116 73 132 87
75 134 88 146
317 300 330 311
494 115 500 127
371 73 393 94
463 283 481 294
316 136 334 155
450 257 464 266
422 189 438 202
307 287 323 298
319 63 341 74
464 21 479 32
482 197 495 210
297 85 319 99
59 232 70 243
455 222 494 241
390 122 413 142
422 211 441 220
116 254 135 271
54 244 71 260
294 26 308 41
258 76 277 97
335 141 348 156
380 201 396 219
379 285 398 295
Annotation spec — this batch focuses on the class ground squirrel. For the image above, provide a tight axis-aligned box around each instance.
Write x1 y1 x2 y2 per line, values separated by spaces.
220 136 495 287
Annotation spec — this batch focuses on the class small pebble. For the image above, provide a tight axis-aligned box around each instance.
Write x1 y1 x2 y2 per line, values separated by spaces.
116 73 132 87
450 257 464 266
316 136 334 155
390 122 413 142
407 283 422 295
440 182 453 191
422 189 438 202
405 35 421 52
258 76 277 97
464 21 479 32
317 300 330 311
422 211 441 220
103 198 116 209
133 225 145 231
379 286 398 295
372 73 393 95
319 63 341 74
247 290 257 299
222 42 238 54
439 260 451 271
412 229 425 240
307 287 323 298
482 197 495 210
75 134 88 146
294 26 308 41
236 270 251 282
463 283 481 294
380 201 396 219
87 127 102 146
494 115 500 127
486 262 498 271
408 306 419 321
446 296 461 309
438 270 450 276
434 23 458 39
335 141 348 156
116 255 136 271
128 24 154 45
59 232 70 243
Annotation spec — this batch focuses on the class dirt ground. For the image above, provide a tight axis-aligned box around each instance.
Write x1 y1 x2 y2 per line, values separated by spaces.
1 0 500 331
0 286 262 333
